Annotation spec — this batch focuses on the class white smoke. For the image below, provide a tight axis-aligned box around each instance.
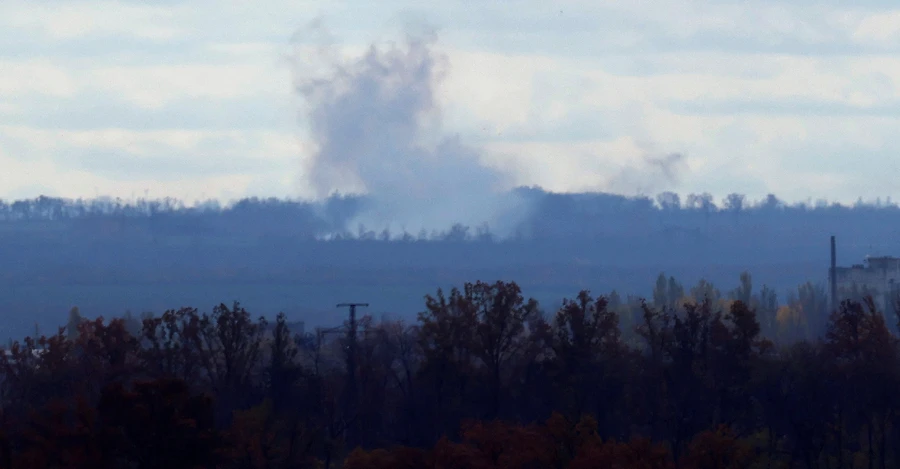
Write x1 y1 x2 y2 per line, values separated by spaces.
290 22 526 237
605 152 688 197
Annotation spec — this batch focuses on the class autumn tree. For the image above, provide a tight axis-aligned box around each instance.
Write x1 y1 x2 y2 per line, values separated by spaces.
654 274 685 311
548 291 625 434
679 425 757 469
708 300 768 429
468 281 539 419
754 284 778 341
689 279 721 306
798 282 828 338
139 307 206 383
196 302 268 421
97 378 222 468
770 342 833 468
666 299 721 458
265 312 301 412
375 320 420 445
728 272 752 306
824 298 899 468
72 317 142 392
633 300 674 441
417 285 478 442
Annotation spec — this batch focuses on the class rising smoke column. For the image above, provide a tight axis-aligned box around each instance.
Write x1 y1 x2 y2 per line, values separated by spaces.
603 152 688 197
291 24 525 237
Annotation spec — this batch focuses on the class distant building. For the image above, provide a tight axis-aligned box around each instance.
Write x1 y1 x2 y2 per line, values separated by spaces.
834 256 900 313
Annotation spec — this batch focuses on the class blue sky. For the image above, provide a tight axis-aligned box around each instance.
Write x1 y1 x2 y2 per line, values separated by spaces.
2 0 900 206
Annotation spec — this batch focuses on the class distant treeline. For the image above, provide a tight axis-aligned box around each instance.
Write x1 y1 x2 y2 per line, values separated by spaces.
1 189 899 341
1 189 898 271
2 281 900 468
2 189 899 242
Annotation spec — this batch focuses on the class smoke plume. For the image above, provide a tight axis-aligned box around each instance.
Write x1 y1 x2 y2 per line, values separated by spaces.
291 22 525 237
644 153 686 184
605 152 688 196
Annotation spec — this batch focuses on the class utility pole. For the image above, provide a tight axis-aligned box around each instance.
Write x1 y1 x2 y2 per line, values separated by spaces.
336 302 368 447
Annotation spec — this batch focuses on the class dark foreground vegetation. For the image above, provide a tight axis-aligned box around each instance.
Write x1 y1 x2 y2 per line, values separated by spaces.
1 280 899 468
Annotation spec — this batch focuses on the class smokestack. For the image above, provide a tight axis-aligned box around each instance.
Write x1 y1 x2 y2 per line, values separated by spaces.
831 235 837 311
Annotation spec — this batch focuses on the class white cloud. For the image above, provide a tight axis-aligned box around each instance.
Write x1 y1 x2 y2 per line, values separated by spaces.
436 49 548 131
0 101 17 114
0 60 79 97
1 2 187 41
1 0 899 207
851 10 900 44
0 127 306 197
482 138 647 192
89 63 291 108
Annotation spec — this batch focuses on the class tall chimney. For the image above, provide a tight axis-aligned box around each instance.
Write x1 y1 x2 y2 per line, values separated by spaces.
831 235 837 311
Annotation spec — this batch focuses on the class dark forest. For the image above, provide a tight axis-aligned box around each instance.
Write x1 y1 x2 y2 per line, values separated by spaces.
0 281 898 468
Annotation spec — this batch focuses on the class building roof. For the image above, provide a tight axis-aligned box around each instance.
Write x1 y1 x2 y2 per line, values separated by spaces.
836 256 900 272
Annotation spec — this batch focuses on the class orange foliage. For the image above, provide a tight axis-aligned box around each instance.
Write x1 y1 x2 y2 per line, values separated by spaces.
570 437 674 469
458 419 553 469
11 396 103 469
679 425 757 469
429 436 483 469
343 446 428 469
342 414 677 469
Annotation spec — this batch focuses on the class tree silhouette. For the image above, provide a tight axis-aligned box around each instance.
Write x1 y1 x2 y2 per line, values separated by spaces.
0 281 900 467
96 378 222 468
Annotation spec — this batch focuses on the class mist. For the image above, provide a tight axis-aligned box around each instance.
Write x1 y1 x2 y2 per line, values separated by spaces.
291 24 528 236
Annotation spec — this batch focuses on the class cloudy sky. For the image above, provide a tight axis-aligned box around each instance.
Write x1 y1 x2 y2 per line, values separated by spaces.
2 0 900 206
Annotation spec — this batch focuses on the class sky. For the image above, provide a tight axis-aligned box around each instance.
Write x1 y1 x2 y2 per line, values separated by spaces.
2 0 900 207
